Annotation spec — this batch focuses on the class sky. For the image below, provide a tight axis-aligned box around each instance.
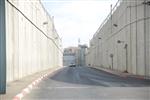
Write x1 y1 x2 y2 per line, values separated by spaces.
42 0 118 48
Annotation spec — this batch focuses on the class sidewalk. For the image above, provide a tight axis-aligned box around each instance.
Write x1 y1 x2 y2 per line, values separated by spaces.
0 67 61 100
91 66 150 80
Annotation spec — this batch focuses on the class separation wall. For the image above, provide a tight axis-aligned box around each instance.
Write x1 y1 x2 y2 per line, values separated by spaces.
86 0 150 77
6 0 62 82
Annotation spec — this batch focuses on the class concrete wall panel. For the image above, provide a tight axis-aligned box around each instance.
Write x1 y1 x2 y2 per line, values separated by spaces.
6 0 62 82
86 0 150 77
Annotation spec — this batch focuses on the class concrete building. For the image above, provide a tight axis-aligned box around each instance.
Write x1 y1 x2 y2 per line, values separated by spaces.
63 45 88 67
0 0 62 93
77 45 88 66
86 0 150 77
63 47 78 66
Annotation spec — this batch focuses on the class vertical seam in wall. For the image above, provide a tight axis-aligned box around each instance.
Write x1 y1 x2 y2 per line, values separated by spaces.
144 0 146 77
125 1 128 72
135 0 138 75
129 3 132 74
144 0 148 77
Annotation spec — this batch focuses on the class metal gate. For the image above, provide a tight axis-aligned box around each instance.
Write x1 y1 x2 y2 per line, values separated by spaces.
0 0 6 94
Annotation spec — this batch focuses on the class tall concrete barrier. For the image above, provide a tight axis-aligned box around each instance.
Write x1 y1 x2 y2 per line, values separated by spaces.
86 0 150 77
4 0 62 83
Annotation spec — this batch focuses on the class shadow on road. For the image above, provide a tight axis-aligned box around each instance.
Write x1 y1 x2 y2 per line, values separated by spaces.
49 67 150 87
49 67 108 86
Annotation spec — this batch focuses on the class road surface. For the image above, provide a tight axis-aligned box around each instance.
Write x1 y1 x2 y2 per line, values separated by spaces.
24 66 150 100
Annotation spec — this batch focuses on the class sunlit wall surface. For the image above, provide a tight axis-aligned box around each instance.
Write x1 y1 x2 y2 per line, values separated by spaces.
86 0 150 77
5 0 62 82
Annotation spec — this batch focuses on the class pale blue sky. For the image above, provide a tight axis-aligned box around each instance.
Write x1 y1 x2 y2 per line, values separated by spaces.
42 0 118 48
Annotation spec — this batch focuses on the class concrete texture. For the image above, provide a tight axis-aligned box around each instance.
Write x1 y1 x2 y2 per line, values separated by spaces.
86 0 150 77
23 67 150 100
5 0 63 83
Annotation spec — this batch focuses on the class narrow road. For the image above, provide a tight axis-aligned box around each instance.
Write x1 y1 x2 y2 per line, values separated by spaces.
24 66 150 100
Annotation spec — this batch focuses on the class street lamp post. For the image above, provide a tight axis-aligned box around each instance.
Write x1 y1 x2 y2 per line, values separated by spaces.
110 54 114 70
124 44 128 73
117 40 128 73
98 37 101 67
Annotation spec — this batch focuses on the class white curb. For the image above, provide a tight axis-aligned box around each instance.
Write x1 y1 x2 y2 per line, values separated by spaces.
13 67 62 100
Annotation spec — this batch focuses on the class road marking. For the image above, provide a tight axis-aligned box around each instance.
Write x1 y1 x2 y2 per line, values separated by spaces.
13 67 62 100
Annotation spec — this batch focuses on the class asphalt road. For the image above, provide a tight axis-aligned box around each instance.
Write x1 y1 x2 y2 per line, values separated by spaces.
24 66 150 100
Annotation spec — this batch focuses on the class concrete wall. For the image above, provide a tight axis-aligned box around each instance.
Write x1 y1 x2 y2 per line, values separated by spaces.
86 0 150 77
5 0 62 82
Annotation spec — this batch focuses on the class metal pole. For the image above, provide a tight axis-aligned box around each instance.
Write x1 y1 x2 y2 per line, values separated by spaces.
110 54 113 70
98 38 101 67
125 44 128 72
0 0 6 94
98 40 100 66
112 56 113 70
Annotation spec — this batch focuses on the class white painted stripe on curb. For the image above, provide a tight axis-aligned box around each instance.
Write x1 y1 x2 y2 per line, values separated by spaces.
13 93 23 100
28 84 33 89
32 81 36 85
35 79 39 83
38 78 41 81
23 88 30 94
13 67 62 100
